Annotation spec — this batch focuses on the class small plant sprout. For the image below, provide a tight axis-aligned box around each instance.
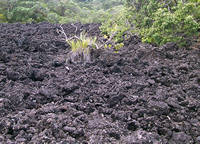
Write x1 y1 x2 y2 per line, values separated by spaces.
59 24 124 64
59 24 98 64
67 32 98 63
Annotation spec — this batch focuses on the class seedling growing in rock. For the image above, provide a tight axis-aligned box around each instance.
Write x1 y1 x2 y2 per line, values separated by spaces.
59 24 124 64
59 24 98 64
66 31 97 64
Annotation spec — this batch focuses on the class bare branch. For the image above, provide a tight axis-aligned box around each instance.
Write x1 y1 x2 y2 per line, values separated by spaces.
59 24 68 40
71 23 78 35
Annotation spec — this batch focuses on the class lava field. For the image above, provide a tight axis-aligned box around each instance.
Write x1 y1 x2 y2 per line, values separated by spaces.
0 22 200 143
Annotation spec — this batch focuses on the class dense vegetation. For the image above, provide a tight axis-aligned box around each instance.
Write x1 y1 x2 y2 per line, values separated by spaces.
0 0 199 47
125 0 200 46
0 0 123 23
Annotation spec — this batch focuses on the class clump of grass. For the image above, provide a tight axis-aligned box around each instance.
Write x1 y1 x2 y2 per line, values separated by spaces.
59 24 124 64
66 31 97 64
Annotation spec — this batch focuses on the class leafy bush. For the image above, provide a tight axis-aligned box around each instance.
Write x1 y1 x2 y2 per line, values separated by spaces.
99 6 129 52
100 6 131 43
0 13 6 23
126 0 200 46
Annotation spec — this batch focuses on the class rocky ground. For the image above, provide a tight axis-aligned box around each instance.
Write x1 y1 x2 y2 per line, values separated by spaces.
0 22 200 143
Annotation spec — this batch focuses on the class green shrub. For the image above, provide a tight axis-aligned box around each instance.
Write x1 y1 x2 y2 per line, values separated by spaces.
99 6 129 52
0 13 6 22
100 6 131 43
126 0 200 46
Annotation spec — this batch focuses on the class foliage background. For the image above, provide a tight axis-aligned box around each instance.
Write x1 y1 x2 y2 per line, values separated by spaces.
0 0 123 23
0 0 199 47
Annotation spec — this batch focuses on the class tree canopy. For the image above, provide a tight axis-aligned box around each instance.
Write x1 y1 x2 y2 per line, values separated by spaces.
0 0 123 23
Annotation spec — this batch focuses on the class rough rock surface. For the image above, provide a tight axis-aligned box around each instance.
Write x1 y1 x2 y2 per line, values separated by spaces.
0 22 200 143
